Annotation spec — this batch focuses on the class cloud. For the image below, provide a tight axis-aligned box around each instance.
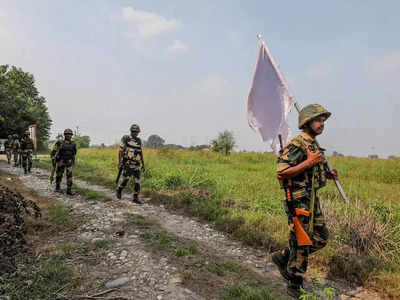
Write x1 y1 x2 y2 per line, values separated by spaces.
167 39 188 53
121 7 181 39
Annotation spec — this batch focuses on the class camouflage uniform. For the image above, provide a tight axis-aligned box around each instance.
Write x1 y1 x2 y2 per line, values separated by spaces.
20 132 34 174
273 104 331 297
11 134 20 166
117 124 144 203
53 129 77 194
4 135 13 164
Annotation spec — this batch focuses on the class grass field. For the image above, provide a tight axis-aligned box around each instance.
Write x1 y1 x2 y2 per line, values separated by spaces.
36 147 400 298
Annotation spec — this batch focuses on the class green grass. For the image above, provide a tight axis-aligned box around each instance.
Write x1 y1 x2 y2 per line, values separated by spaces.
34 147 400 298
2 255 78 300
60 239 111 259
72 184 112 202
49 204 85 231
223 281 281 300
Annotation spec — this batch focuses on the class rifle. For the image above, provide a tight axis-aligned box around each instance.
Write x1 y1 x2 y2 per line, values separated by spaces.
115 157 126 185
278 134 312 247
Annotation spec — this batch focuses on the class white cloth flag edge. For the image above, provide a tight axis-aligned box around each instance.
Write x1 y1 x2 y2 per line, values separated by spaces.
247 36 295 154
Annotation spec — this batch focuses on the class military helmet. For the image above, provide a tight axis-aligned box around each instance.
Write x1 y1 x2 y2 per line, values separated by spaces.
13 134 18 138
130 124 140 132
64 128 73 135
298 104 331 129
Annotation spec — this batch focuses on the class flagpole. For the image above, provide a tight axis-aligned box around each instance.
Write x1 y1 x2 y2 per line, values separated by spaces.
256 35 349 204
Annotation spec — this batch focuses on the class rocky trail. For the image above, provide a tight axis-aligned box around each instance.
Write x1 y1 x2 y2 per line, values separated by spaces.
0 162 382 300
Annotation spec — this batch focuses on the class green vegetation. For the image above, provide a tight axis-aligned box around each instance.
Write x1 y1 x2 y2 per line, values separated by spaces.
49 204 85 231
60 239 111 259
2 240 111 299
2 255 78 300
0 65 52 149
72 184 112 202
223 281 280 300
35 147 400 298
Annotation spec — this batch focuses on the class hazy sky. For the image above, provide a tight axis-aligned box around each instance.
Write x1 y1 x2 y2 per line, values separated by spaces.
1 1 399 157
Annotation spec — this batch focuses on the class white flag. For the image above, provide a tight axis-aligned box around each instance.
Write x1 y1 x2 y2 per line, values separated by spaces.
247 37 295 154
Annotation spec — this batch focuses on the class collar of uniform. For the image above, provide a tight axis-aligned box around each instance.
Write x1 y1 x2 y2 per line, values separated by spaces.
300 131 315 142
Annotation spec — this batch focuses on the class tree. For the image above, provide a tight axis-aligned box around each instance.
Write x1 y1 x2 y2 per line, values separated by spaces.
146 134 165 148
0 65 52 149
73 135 90 148
210 130 235 155
188 144 210 151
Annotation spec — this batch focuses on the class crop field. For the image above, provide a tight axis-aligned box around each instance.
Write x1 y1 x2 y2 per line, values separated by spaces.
37 147 400 298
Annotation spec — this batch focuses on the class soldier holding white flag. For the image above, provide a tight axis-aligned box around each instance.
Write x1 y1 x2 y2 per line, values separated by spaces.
247 36 345 298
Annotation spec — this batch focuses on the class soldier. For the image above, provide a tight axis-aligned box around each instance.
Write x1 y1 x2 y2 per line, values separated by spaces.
116 124 145 204
20 131 34 174
53 129 77 195
272 104 338 298
11 134 20 167
4 135 13 164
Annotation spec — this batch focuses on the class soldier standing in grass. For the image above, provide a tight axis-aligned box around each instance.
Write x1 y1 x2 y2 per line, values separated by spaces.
4 135 13 164
272 104 338 298
53 128 77 195
20 131 34 174
116 124 145 204
12 134 20 167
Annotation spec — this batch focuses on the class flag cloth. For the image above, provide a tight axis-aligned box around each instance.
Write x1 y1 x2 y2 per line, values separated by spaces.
247 37 295 154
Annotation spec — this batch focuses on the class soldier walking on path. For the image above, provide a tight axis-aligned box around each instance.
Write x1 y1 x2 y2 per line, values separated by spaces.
11 134 20 167
116 124 145 204
52 129 77 195
20 131 34 174
272 104 339 298
4 135 13 164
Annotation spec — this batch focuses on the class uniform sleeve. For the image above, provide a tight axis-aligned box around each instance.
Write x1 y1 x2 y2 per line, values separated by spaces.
277 144 305 172
119 136 127 152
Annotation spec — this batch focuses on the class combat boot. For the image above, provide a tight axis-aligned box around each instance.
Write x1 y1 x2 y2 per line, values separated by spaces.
133 194 144 205
286 276 303 299
66 186 73 196
116 187 122 199
272 248 290 281
287 283 302 299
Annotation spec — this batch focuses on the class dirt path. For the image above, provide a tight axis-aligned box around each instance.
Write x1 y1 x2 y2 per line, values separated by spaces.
0 161 382 300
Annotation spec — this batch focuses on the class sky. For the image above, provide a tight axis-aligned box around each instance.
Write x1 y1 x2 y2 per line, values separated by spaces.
1 0 399 157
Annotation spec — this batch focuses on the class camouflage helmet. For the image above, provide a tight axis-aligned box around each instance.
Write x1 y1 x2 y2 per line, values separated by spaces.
298 104 331 129
64 128 73 135
130 124 140 132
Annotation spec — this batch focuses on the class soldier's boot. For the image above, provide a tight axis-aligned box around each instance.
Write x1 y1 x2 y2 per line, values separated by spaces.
116 187 123 199
272 248 290 281
133 194 144 205
50 175 54 184
286 275 303 299
66 185 73 196
287 282 302 299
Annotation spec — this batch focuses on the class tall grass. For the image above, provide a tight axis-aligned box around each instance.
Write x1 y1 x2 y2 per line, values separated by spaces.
36 147 400 297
